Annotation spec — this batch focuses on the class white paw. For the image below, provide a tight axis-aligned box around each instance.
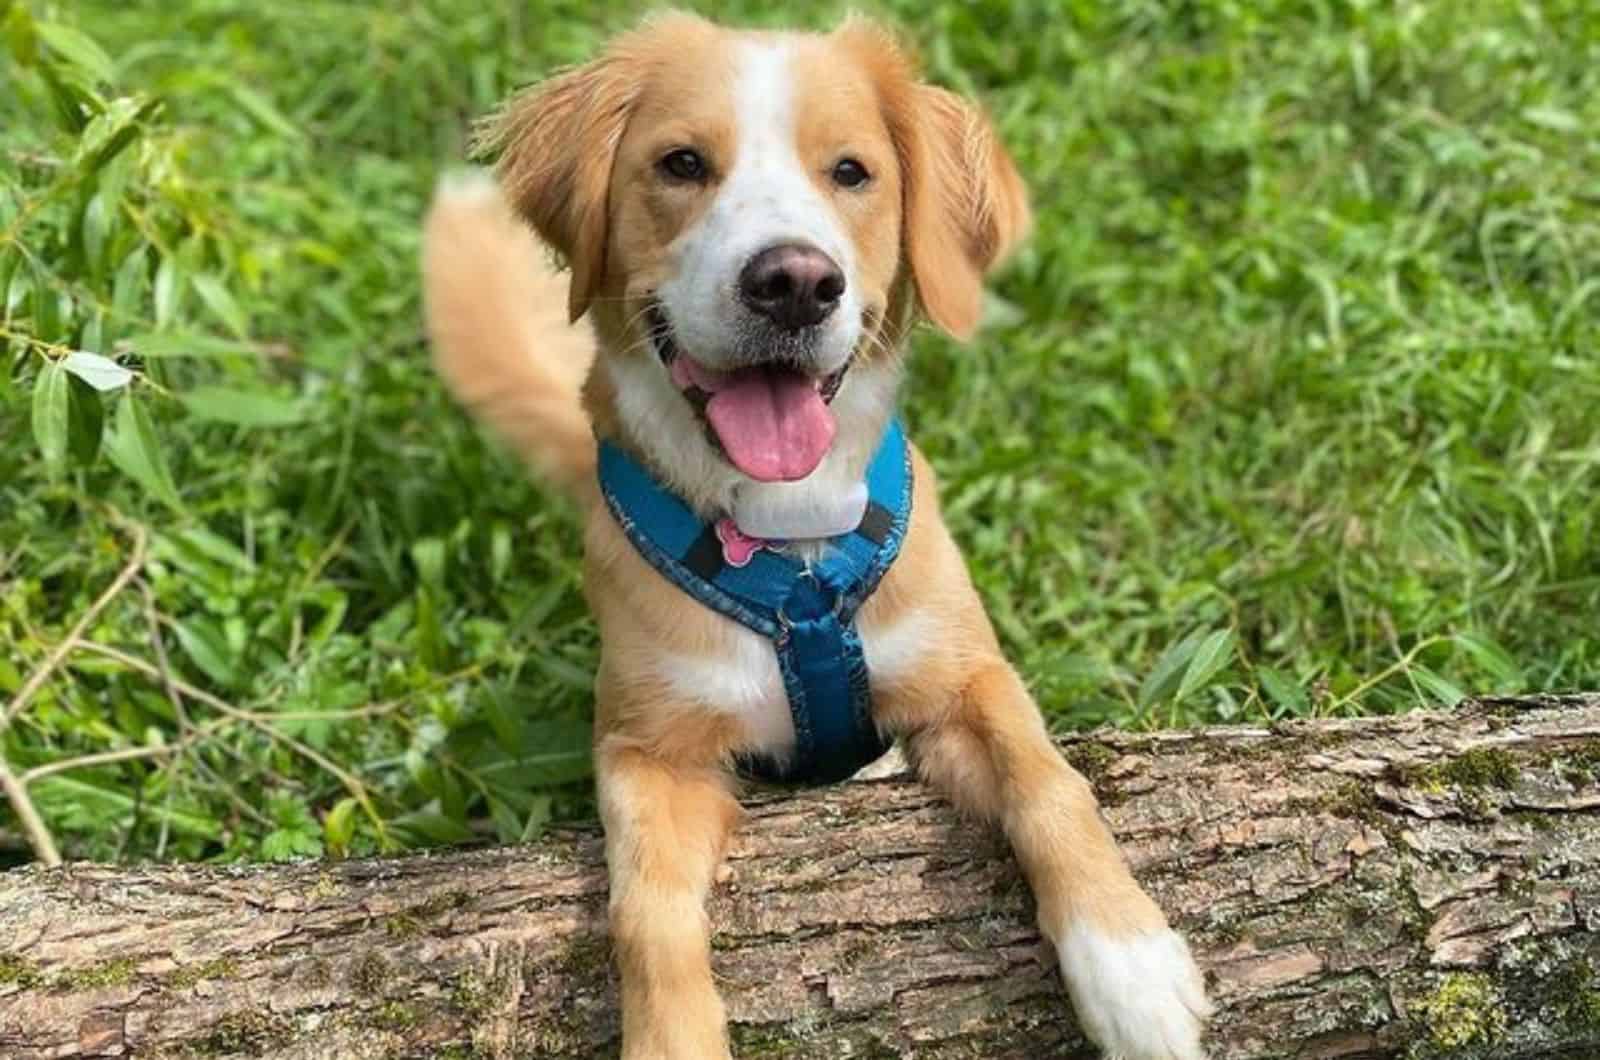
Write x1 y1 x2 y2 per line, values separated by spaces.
1058 922 1212 1060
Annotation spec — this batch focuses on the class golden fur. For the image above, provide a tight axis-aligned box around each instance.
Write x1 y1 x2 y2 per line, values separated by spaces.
424 13 1209 1059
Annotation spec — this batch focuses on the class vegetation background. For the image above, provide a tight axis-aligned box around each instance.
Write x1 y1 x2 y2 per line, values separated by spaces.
2 0 1597 866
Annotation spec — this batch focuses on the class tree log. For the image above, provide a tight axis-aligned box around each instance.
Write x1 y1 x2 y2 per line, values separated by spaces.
2 696 1599 1059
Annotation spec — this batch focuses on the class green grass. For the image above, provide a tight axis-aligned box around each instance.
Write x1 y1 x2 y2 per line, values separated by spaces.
2 0 1597 864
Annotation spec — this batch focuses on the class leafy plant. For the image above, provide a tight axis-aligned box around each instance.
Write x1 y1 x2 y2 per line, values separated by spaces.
1 0 1597 864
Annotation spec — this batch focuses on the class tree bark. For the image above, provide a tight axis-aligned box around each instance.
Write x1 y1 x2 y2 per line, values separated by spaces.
2 695 1598 1060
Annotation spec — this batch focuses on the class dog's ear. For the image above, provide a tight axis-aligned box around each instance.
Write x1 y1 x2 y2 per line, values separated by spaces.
476 55 638 323
900 86 1030 339
841 20 1030 340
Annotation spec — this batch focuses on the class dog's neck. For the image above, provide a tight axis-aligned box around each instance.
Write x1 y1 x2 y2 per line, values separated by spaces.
598 352 902 542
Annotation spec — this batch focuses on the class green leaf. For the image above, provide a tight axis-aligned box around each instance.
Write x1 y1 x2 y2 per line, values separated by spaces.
323 797 359 857
34 21 114 84
1411 666 1467 709
106 393 183 510
36 49 93 132
410 537 447 592
190 273 248 338
1257 666 1309 716
73 95 158 173
1137 629 1208 711
179 385 304 426
109 247 147 330
261 828 323 861
519 794 553 842
390 808 474 848
4 5 40 68
171 617 237 687
124 330 256 359
31 264 61 340
80 311 104 355
1173 629 1236 705
174 526 254 572
31 360 69 469
80 192 111 276
152 256 180 327
226 81 304 141
1522 106 1580 133
66 373 104 465
304 588 348 649
1453 634 1523 689
31 775 220 840
413 587 445 671
61 350 132 391
4 254 30 320
490 521 512 586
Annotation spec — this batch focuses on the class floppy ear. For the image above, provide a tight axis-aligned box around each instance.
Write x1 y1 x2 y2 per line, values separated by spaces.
899 86 1031 339
475 57 638 322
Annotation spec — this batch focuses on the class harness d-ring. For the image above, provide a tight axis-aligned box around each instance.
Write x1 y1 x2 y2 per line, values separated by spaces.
775 569 844 632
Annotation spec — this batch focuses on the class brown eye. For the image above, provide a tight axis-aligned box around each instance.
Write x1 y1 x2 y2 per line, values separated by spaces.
659 148 708 182
831 158 870 188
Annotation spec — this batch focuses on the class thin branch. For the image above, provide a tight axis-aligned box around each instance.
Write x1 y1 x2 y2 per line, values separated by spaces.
20 726 222 785
140 577 195 862
140 579 194 732
1324 634 1450 715
0 521 148 865
74 641 392 848
0 759 59 866
2 522 149 733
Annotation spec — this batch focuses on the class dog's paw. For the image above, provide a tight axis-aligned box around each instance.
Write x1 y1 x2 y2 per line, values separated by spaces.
1058 922 1212 1060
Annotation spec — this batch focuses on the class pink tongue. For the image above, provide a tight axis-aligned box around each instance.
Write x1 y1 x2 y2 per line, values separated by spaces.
705 370 836 482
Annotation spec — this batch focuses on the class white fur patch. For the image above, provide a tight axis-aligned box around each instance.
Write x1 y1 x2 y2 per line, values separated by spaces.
1057 922 1211 1060
860 608 934 687
653 627 795 754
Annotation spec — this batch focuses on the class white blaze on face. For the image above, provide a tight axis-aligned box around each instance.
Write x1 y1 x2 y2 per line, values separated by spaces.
656 39 862 376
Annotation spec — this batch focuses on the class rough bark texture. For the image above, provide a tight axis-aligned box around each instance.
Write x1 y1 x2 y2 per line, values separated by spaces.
3 695 1599 1060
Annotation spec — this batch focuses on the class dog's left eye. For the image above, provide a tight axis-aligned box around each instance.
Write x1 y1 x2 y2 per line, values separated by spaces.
831 158 870 189
659 149 708 182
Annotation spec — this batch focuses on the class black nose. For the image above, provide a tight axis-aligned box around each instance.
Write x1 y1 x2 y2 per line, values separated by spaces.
737 243 845 330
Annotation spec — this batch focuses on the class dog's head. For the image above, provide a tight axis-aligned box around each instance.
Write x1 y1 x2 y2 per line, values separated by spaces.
481 13 1028 492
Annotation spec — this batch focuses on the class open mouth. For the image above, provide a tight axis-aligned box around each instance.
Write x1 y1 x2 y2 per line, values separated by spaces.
647 302 849 483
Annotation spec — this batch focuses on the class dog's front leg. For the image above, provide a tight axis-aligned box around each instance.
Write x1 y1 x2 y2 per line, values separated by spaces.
904 657 1212 1060
597 739 740 1060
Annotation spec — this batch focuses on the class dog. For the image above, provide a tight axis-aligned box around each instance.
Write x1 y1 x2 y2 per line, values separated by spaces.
422 12 1211 1059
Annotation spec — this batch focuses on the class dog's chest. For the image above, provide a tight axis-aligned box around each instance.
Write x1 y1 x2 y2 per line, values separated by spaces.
652 609 931 754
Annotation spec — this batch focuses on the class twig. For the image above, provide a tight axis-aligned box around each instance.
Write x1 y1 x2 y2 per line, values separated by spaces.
2 522 149 733
1324 634 1451 715
0 545 21 583
0 760 60 866
0 521 149 866
20 728 220 785
140 579 194 732
140 578 194 860
75 641 392 847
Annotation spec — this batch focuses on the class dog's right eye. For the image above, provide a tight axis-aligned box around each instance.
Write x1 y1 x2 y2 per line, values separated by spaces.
658 149 708 183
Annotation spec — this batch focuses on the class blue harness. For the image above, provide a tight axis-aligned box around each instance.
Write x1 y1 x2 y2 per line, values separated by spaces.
597 420 913 784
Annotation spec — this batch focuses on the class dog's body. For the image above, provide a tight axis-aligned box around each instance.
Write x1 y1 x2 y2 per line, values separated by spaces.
424 13 1209 1059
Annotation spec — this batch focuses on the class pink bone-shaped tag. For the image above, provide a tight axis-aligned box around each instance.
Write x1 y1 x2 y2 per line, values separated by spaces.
715 518 781 567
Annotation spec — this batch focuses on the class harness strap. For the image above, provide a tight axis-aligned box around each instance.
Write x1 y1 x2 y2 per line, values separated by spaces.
597 420 912 784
